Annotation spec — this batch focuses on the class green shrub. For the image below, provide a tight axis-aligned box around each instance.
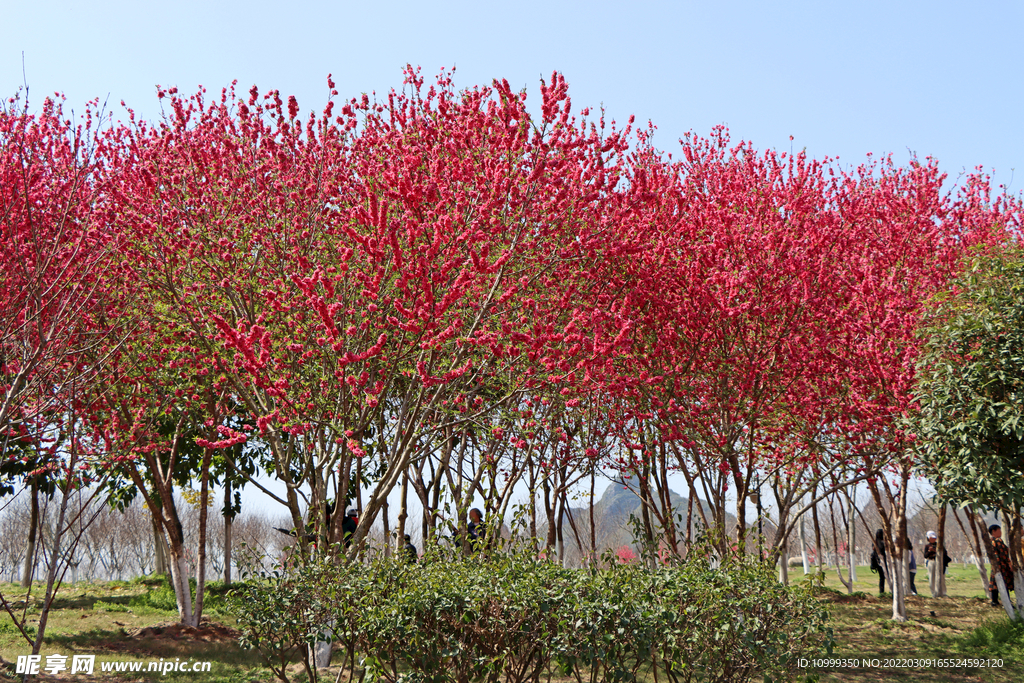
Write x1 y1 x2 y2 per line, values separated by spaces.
128 583 179 612
123 576 229 615
228 562 335 683
652 558 831 682
199 580 233 615
229 547 833 683
358 549 572 683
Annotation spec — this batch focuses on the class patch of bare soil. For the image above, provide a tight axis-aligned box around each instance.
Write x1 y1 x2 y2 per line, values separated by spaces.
127 620 239 643
820 591 873 604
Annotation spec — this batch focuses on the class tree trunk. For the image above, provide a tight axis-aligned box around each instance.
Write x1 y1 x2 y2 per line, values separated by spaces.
638 463 657 570
890 548 907 621
686 491 695 554
161 496 195 626
778 541 789 586
194 445 212 626
1002 510 1024 617
974 509 1017 619
555 493 565 565
1007 512 1024 615
799 512 810 575
961 506 990 593
382 499 391 557
543 477 556 553
811 500 824 572
935 505 947 597
31 481 70 656
355 457 363 521
994 571 1015 619
889 481 908 622
654 442 680 560
125 416 200 626
528 463 537 549
152 506 170 576
223 480 232 585
847 492 857 584
21 478 39 587
866 466 907 622
828 492 852 592
169 544 195 627
397 469 409 555
589 465 597 567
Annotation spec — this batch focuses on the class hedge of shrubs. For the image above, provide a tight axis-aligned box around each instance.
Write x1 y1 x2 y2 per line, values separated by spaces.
229 547 832 683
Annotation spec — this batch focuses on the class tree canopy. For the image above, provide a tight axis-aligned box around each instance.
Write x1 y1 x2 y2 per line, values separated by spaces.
913 246 1024 509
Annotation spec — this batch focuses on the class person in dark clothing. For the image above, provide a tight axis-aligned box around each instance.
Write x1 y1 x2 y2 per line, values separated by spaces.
342 509 359 549
989 524 1014 607
468 508 485 553
923 530 951 595
404 534 418 564
923 531 951 571
870 529 887 595
906 537 918 596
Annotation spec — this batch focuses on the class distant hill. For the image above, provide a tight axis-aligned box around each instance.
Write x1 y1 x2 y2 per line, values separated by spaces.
540 477 736 561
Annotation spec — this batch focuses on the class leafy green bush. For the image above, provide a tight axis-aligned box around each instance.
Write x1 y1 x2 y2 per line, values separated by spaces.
123 576 230 615
652 558 831 682
229 547 833 683
556 561 659 680
198 580 233 615
229 562 335 683
128 582 179 612
359 548 572 683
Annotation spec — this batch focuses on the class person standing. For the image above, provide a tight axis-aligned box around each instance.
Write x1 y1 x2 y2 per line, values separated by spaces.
906 537 918 596
342 509 359 549
923 530 951 596
989 524 1014 607
404 534 418 564
468 508 486 553
871 529 888 596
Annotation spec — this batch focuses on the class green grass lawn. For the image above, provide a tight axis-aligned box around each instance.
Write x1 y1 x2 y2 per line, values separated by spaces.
797 563 1023 683
1 566 1021 682
0 578 267 682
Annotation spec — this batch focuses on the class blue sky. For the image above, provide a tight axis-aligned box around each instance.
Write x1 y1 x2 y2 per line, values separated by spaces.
3 0 1022 192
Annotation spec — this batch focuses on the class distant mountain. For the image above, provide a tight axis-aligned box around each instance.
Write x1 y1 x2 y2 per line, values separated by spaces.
541 476 736 560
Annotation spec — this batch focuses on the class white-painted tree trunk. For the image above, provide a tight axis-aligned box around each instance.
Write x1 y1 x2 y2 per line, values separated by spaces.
170 554 195 627
313 619 335 669
888 552 907 622
778 544 789 586
994 573 1017 620
847 498 857 584
973 553 988 593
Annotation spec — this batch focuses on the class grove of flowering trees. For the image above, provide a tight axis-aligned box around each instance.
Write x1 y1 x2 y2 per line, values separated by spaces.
2 67 1022 633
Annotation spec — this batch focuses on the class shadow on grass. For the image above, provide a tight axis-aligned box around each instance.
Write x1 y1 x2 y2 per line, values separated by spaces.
44 626 129 651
